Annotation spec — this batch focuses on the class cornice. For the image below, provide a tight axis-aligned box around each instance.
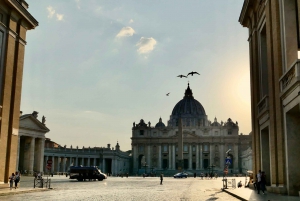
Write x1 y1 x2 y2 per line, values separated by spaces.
6 0 38 29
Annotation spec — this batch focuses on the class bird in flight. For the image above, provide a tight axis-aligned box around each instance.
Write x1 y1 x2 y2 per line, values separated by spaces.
187 71 200 76
177 75 187 78
166 93 170 96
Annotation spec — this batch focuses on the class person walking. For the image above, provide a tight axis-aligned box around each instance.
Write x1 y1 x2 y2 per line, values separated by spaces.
256 170 262 194
9 173 15 190
160 174 163 185
261 171 266 194
14 171 20 189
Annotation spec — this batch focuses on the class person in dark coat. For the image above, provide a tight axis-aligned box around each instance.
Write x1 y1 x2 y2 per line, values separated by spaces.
194 172 196 178
160 174 163 185
260 171 266 194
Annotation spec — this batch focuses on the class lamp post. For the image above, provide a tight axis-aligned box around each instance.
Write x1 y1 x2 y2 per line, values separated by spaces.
209 164 216 177
143 162 148 175
222 149 231 190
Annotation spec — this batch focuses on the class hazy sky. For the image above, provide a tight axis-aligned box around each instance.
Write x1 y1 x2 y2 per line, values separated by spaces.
22 0 250 151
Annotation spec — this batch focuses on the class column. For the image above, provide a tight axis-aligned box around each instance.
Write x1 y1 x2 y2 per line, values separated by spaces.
111 158 114 175
57 157 60 172
234 144 238 170
196 144 199 170
189 144 192 169
172 144 175 170
168 144 172 169
81 157 84 166
210 144 213 166
158 145 162 169
93 158 96 166
39 138 45 173
147 145 151 168
51 156 55 172
133 145 137 172
45 156 48 172
88 157 90 166
220 144 225 169
69 157 73 167
200 144 202 169
102 158 106 173
63 157 66 172
29 137 36 174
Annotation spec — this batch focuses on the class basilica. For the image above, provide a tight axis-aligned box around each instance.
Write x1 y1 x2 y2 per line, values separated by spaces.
131 84 251 175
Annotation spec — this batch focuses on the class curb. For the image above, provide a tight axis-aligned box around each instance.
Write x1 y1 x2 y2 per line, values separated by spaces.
0 188 50 197
222 189 247 201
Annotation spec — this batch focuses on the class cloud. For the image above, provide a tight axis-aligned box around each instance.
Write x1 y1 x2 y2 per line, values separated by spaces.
129 19 134 24
56 14 64 21
116 27 135 38
47 6 55 18
136 37 157 54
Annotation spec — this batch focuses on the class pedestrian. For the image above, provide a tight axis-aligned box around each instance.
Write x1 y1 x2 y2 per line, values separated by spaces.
9 173 15 190
126 173 128 178
194 172 196 178
160 174 163 185
238 180 242 188
14 171 20 189
256 170 262 194
261 171 266 194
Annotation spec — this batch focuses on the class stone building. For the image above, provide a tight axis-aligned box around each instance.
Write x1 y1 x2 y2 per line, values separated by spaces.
44 142 131 175
131 84 251 175
239 0 300 195
18 111 49 174
0 0 38 183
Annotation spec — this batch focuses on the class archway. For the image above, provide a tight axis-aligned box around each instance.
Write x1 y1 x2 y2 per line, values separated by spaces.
138 155 145 169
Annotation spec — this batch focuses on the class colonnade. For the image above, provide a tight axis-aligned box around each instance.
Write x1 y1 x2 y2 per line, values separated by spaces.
133 143 239 172
43 156 102 173
17 136 45 174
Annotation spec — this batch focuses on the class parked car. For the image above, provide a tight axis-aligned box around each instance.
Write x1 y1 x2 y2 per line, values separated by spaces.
173 172 188 178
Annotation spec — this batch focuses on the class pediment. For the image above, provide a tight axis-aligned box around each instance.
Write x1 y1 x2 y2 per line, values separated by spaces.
19 115 49 132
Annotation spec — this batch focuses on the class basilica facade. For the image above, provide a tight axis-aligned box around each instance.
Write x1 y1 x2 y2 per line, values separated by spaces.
131 84 251 175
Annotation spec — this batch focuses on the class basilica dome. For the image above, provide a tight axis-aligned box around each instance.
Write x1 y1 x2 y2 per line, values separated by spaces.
168 84 208 127
171 84 206 117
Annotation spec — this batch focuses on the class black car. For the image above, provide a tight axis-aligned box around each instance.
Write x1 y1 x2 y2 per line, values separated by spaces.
174 172 188 178
69 166 107 181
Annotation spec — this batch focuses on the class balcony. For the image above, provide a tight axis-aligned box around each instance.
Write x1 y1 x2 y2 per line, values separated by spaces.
257 95 269 116
280 60 300 92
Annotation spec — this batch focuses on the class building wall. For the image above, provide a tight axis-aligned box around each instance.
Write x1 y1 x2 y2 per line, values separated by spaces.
0 0 38 183
239 0 300 196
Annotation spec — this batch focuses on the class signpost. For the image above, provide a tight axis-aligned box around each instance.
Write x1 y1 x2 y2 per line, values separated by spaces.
46 160 52 172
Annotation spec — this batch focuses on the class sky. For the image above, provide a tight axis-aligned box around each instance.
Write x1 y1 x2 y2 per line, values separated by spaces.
22 0 251 151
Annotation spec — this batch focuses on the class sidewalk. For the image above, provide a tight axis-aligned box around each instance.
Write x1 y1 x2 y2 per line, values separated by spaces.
0 182 49 196
223 187 300 201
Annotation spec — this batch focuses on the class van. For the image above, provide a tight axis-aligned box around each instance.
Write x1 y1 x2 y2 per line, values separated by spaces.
69 166 107 181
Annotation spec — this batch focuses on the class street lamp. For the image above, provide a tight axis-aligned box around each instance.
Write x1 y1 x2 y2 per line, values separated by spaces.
222 149 231 190
143 162 148 175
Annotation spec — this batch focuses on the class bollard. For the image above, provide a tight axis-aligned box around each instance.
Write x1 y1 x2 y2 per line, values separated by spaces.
222 178 228 189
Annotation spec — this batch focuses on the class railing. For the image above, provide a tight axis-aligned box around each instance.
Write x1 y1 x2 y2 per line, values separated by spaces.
280 60 300 92
257 95 268 115
34 177 51 189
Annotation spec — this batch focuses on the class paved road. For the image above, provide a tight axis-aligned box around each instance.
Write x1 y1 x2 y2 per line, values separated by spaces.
1 176 239 201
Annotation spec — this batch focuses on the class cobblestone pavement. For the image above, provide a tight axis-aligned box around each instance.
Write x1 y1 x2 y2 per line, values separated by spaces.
1 176 239 201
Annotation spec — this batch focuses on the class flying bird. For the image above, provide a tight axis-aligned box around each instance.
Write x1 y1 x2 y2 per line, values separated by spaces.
187 71 200 76
177 75 187 78
166 93 170 96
